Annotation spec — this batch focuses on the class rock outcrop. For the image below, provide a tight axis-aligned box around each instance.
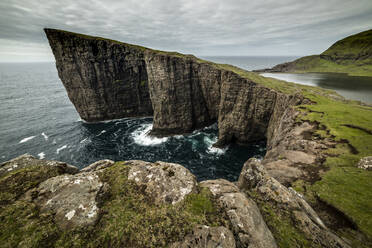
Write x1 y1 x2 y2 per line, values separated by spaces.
238 158 351 248
127 160 197 205
0 155 356 247
200 179 278 248
45 29 304 146
170 225 236 248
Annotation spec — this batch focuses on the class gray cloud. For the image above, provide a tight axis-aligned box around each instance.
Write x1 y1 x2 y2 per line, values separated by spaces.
1 0 372 62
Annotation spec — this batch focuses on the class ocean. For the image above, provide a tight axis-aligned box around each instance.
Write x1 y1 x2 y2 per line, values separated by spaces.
1 56 370 181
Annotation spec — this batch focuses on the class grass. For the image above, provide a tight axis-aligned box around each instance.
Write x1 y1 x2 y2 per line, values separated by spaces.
289 91 372 241
271 29 372 77
312 167 372 237
285 55 372 77
0 165 62 206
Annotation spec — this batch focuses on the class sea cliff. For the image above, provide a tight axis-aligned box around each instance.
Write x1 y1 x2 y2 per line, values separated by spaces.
4 28 370 247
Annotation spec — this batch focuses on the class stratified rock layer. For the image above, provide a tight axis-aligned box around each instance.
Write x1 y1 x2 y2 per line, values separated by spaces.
45 29 304 146
45 29 153 122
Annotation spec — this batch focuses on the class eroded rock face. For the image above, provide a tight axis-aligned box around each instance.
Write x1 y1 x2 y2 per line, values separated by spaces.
45 29 153 122
200 179 277 248
34 172 108 230
170 225 236 248
238 158 351 248
127 160 197 205
263 106 333 185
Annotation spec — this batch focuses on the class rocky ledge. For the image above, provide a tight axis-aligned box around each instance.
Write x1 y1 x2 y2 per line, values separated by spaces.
0 154 353 247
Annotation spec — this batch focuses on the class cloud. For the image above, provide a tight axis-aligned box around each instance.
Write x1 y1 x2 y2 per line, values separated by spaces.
0 0 372 61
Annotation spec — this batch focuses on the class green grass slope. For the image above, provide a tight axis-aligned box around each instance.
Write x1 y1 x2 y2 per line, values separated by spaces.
267 29 372 76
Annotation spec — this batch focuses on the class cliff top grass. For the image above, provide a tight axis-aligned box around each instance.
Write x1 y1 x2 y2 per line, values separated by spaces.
297 92 372 239
45 28 191 58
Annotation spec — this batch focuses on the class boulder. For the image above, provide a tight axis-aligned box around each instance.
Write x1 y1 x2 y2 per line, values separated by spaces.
0 154 78 177
170 225 236 248
200 179 277 248
127 160 197 205
238 158 351 248
34 171 108 230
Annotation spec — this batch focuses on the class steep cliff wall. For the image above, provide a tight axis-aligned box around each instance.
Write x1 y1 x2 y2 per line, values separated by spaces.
45 29 153 122
45 28 303 146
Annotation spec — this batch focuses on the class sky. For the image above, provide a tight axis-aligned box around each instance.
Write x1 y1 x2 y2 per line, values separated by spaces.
0 0 372 62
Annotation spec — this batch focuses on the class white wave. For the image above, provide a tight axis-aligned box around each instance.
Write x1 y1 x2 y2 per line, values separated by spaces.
207 145 228 155
41 132 48 141
56 145 67 154
80 138 89 144
38 152 45 159
132 124 168 146
19 136 36 143
97 130 106 136
204 136 227 155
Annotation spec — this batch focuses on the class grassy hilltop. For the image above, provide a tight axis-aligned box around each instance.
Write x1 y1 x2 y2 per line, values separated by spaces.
262 29 372 77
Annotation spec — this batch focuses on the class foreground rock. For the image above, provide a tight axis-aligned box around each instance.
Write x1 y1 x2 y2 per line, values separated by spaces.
170 225 236 248
127 160 197 205
33 172 108 230
238 158 351 248
1 155 360 247
200 179 277 248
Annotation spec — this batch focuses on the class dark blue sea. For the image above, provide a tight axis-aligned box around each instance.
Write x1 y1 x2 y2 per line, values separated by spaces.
1 56 370 181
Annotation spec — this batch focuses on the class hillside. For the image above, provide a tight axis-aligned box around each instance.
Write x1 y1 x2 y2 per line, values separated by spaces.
258 29 372 76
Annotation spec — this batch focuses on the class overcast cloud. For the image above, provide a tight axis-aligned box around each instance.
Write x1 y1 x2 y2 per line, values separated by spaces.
0 0 372 62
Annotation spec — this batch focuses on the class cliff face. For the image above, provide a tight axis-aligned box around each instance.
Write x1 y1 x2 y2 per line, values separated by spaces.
45 28 303 146
45 29 153 122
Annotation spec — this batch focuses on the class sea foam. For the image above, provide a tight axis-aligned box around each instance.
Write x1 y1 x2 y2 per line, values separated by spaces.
19 136 36 144
56 145 67 154
132 124 168 146
38 152 45 159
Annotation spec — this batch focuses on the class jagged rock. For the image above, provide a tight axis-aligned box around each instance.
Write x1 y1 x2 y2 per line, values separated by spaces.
81 159 115 172
170 225 236 248
263 109 331 185
357 156 372 170
238 158 351 248
0 154 78 177
33 171 108 230
200 179 277 248
127 160 197 205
